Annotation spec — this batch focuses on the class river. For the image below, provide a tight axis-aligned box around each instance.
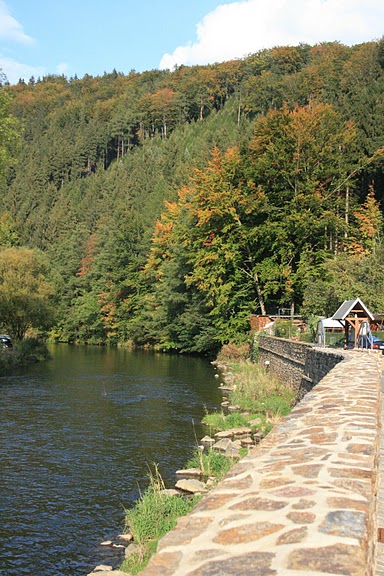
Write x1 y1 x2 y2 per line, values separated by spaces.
0 344 222 576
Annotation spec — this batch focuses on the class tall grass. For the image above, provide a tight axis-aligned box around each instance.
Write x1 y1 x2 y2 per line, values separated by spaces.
204 360 295 434
121 466 201 574
229 361 295 417
186 448 237 481
202 410 266 432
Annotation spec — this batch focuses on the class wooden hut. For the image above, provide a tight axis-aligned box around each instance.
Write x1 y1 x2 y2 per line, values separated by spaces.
331 298 374 349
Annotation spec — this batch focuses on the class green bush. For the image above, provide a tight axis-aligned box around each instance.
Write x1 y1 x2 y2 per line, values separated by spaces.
0 349 16 372
251 330 263 362
0 338 50 373
299 332 314 343
14 338 51 360
372 331 384 339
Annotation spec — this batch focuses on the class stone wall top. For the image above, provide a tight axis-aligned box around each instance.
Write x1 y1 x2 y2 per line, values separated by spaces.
139 352 382 576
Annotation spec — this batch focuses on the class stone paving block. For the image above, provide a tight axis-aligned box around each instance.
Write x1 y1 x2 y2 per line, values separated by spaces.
229 496 288 512
213 521 285 545
319 510 367 539
276 526 308 545
187 551 276 576
287 543 366 575
141 551 183 575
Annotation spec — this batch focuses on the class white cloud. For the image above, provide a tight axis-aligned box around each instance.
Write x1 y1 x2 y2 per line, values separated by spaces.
0 2 41 84
0 0 33 44
0 55 45 84
56 62 69 75
160 0 384 69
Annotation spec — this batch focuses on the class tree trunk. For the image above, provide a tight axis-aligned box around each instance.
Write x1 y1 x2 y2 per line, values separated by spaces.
345 186 349 239
254 270 266 316
244 242 266 316
237 89 241 126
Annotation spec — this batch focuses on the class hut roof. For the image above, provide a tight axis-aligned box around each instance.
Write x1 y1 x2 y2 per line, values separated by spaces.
331 298 374 322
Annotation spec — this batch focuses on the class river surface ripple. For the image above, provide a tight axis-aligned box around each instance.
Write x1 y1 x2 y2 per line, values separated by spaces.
0 344 222 576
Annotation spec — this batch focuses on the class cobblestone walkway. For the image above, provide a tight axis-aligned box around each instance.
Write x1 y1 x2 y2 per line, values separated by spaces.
375 363 384 575
139 352 382 576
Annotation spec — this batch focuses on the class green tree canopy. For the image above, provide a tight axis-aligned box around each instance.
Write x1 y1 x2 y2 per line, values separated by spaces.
1 42 384 350
0 247 55 339
0 79 21 186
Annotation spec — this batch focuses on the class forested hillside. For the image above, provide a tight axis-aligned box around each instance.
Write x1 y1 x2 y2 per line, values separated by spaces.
1 40 384 353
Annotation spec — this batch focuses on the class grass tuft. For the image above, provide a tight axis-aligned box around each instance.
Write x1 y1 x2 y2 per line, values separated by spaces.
202 410 266 433
121 465 201 574
186 448 237 481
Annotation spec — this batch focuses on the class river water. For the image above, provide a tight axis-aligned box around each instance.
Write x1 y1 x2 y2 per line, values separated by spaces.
0 344 222 576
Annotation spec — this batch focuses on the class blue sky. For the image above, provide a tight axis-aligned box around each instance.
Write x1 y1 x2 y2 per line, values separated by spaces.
1 0 383 84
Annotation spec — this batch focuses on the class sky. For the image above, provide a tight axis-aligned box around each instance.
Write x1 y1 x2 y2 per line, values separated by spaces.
0 0 383 84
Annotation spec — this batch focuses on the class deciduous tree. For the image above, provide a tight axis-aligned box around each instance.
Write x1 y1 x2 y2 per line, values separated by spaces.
0 247 55 339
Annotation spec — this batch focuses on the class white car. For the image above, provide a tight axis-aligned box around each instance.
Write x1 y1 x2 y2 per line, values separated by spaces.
0 334 13 349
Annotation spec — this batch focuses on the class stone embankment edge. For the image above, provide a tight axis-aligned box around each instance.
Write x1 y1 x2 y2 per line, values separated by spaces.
138 347 382 576
258 335 346 400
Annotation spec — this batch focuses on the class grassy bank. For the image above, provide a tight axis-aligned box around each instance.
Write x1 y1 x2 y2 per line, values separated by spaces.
204 346 295 436
0 338 51 374
120 451 243 575
120 468 202 574
119 344 295 574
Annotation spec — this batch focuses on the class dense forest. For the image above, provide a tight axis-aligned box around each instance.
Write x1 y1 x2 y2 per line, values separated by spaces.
0 39 384 353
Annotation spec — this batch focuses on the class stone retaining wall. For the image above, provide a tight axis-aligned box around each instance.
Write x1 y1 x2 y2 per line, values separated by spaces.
258 335 345 399
139 351 382 576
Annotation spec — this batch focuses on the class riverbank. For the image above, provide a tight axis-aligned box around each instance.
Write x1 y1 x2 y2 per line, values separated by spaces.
106 345 296 576
0 338 50 374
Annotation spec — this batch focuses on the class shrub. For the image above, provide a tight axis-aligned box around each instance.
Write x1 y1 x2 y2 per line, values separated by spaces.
216 342 250 362
0 338 50 373
299 332 314 343
0 349 16 372
14 338 51 361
